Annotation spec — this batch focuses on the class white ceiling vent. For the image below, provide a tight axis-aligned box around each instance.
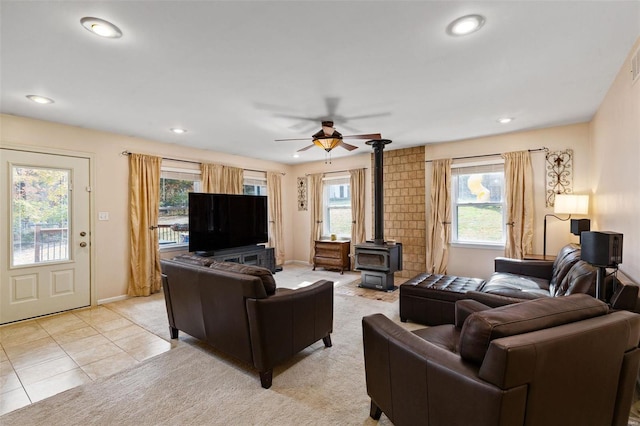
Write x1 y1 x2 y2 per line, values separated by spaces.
632 47 640 85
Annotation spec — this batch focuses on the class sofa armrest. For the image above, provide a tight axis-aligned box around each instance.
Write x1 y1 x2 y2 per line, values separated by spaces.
455 299 492 328
610 282 639 312
464 290 529 308
246 280 334 373
494 258 554 280
362 314 528 425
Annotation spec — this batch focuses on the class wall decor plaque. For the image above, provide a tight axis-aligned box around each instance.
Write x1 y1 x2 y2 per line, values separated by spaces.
545 149 573 207
297 177 308 211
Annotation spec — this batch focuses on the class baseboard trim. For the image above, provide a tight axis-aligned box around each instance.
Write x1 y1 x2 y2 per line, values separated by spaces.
98 295 129 305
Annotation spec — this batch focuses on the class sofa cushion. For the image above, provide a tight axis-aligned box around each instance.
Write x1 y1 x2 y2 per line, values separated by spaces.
555 260 597 296
548 244 581 296
209 261 276 295
481 273 550 299
458 294 608 365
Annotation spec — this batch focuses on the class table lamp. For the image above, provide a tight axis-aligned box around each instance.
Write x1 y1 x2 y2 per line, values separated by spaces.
543 194 589 258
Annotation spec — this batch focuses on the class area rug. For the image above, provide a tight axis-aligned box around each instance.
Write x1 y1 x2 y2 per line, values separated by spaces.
334 280 399 303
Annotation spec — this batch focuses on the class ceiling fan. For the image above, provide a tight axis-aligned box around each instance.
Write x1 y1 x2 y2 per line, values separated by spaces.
275 121 382 153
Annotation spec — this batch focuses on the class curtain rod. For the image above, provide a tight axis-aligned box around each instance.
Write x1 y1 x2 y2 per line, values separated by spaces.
121 150 285 175
305 167 367 176
425 147 548 163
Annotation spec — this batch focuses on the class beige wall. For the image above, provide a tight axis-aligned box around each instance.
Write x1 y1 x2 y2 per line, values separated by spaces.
426 123 591 280
0 115 292 302
590 37 640 282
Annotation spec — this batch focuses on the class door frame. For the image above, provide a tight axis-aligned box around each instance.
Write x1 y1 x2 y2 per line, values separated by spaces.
1 143 97 308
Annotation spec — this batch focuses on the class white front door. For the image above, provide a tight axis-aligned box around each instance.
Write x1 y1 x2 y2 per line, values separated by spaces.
1 149 91 324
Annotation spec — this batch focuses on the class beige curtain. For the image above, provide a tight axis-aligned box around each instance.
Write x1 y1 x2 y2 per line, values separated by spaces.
308 174 324 263
222 166 244 194
128 153 162 297
201 163 243 194
349 168 366 270
267 172 285 266
503 150 534 259
200 163 223 193
426 159 452 274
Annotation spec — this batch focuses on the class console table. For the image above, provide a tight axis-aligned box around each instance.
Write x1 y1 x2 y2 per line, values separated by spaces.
203 246 276 273
313 240 350 274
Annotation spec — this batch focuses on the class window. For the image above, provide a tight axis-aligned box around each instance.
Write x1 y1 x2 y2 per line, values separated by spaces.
451 162 505 245
323 176 351 238
11 166 70 265
243 175 267 195
158 164 201 248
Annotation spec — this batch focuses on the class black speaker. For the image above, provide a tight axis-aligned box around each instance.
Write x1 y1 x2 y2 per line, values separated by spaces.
580 231 623 266
570 219 591 236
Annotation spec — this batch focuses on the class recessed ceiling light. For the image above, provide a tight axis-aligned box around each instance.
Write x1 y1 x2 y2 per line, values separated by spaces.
170 128 187 134
446 14 486 36
80 17 122 39
497 117 514 124
26 95 55 104
293 153 300 158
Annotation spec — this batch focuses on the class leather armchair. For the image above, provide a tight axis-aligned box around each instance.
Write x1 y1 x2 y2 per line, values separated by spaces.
363 294 640 426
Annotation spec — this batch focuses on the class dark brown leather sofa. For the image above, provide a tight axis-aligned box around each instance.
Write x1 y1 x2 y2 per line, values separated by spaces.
400 244 638 326
160 258 334 388
364 294 640 426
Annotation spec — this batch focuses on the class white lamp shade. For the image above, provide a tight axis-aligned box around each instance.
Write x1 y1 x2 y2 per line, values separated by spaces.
554 194 589 215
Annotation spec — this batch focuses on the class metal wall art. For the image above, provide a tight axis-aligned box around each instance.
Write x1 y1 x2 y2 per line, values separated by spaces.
297 177 308 211
545 149 573 207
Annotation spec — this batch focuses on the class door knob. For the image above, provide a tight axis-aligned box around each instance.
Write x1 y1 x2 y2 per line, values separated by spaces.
79 242 87 248
80 231 87 237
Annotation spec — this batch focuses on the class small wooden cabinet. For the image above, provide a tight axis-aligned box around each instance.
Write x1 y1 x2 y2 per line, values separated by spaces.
313 240 350 274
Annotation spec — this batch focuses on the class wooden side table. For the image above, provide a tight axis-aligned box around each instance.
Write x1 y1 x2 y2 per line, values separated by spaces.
313 240 350 274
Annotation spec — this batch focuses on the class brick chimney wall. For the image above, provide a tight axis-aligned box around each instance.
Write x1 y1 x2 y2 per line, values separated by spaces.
371 146 426 278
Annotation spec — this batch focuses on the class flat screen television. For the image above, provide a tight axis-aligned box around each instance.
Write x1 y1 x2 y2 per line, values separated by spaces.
188 193 268 253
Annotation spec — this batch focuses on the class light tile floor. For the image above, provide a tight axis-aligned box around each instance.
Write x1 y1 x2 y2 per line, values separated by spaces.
0 303 176 416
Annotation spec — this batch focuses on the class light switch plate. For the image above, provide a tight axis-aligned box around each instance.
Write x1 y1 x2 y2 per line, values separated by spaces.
98 212 109 221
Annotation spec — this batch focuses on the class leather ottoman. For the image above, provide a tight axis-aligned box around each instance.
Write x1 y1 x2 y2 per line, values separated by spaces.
400 273 486 325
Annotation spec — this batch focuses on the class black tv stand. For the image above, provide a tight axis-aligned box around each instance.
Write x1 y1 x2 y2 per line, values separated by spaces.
195 245 276 273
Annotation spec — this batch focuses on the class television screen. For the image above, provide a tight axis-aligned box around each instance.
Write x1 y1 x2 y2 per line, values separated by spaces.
188 193 268 253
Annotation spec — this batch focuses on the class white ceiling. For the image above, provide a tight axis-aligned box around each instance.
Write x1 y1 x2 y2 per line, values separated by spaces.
1 1 639 165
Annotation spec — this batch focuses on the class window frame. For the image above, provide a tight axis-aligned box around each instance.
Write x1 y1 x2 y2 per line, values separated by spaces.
450 161 506 248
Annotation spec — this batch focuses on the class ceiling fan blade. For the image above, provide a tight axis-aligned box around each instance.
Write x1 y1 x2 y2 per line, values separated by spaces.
297 144 316 152
343 133 382 140
275 114 321 122
339 141 359 151
344 112 392 121
275 137 312 142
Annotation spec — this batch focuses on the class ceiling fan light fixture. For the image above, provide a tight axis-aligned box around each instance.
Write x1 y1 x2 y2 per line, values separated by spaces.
446 14 486 36
80 17 122 39
313 137 342 152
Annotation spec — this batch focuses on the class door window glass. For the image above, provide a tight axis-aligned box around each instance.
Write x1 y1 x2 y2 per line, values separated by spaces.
11 166 70 266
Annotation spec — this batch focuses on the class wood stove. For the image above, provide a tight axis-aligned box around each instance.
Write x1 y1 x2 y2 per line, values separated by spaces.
355 139 403 291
